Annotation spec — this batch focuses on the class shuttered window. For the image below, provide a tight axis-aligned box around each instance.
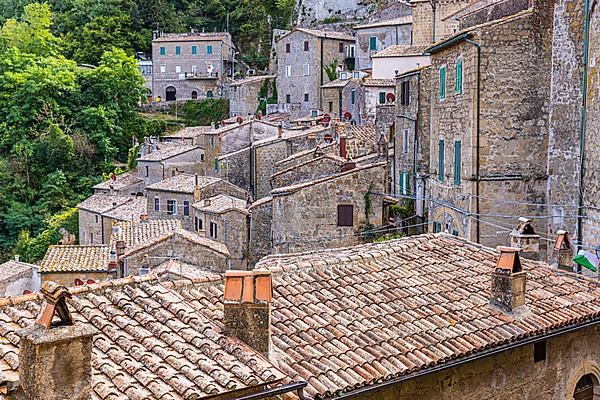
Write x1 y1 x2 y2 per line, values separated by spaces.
183 201 190 216
455 59 463 94
192 45 197 55
400 172 409 195
439 65 446 100
159 46 165 55
379 92 386 104
369 36 377 51
207 45 213 54
454 140 462 185
438 139 445 181
175 46 181 55
400 81 410 105
337 205 354 226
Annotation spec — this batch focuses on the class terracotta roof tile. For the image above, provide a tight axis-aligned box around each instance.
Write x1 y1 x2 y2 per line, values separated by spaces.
102 197 147 222
153 32 232 43
137 144 200 162
372 44 430 58
192 194 248 215
0 260 36 282
120 229 230 259
111 220 182 249
77 195 134 214
40 245 109 273
145 174 220 194
355 15 413 29
93 172 144 191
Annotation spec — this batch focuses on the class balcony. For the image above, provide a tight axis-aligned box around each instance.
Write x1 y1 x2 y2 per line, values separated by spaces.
184 72 219 80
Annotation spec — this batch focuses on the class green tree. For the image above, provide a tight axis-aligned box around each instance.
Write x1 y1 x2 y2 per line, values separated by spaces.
323 59 339 82
0 3 60 55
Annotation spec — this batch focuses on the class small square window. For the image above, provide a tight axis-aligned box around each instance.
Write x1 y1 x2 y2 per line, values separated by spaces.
337 205 354 227
304 41 309 51
304 93 309 102
286 43 291 53
533 341 546 363
339 42 344 52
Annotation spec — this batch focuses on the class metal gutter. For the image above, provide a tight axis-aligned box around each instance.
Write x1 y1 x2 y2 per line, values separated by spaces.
236 381 308 400
424 33 469 55
465 38 481 244
334 316 600 399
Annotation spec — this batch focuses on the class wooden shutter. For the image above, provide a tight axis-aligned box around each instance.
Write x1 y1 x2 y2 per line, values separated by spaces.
439 66 446 99
454 140 462 185
438 139 445 181
337 205 354 226
455 60 463 94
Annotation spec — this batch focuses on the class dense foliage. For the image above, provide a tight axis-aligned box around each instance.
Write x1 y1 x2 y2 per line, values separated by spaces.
0 0 295 69
181 99 230 126
0 3 154 261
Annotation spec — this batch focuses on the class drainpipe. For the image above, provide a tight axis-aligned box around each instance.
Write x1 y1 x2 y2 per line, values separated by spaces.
577 0 592 256
320 37 324 110
465 38 481 244
431 1 437 43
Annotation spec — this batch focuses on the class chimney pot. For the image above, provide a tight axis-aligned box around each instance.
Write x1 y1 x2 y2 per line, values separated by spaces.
509 218 540 260
14 254 19 262
278 124 283 139
491 247 526 312
552 230 573 271
139 213 149 223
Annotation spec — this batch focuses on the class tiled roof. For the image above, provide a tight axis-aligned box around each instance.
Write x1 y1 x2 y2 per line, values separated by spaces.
355 15 413 29
280 28 355 42
270 154 345 181
153 259 216 280
274 143 336 168
145 174 220 194
362 78 395 87
77 195 134 214
40 245 109 273
121 229 230 258
230 75 275 87
321 79 353 89
102 197 147 221
137 144 200 162
372 44 430 58
0 275 286 398
153 32 231 42
0 260 35 282
193 194 248 215
174 234 600 399
93 172 144 191
111 219 182 249
248 196 273 210
165 126 213 139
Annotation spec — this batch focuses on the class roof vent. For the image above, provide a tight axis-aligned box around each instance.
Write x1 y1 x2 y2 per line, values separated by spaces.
509 217 540 260
204 198 212 207
552 230 573 272
490 247 526 312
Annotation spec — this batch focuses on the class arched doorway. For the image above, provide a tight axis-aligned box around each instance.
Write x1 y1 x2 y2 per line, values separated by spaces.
165 86 176 101
574 374 599 400
206 90 214 99
191 90 198 100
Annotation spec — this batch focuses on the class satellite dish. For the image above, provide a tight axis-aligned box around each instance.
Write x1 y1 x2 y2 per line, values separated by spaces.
74 278 84 286
386 93 396 103
324 133 334 143
87 279 96 284
236 116 244 124
344 111 352 121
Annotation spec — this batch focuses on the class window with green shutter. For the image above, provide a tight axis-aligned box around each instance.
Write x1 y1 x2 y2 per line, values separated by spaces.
400 172 409 195
454 140 462 185
207 45 213 54
438 139 445 181
175 46 181 55
433 222 442 233
379 92 386 104
159 46 165 55
369 36 377 51
439 66 446 100
455 59 463 94
214 158 218 171
192 45 197 55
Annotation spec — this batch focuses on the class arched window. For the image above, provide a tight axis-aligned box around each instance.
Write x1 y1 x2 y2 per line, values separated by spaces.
574 374 599 400
191 90 198 100
165 86 176 101
206 90 214 99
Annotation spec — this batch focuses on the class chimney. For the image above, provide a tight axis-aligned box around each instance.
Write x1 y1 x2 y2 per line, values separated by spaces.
14 254 19 262
115 240 126 258
552 230 573 272
339 135 347 159
277 124 283 139
108 249 117 271
490 247 526 312
509 217 540 260
194 174 202 202
139 213 149 223
223 270 272 357
204 198 212 207
18 282 98 400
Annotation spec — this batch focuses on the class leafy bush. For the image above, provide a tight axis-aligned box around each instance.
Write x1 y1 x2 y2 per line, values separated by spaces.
181 99 230 126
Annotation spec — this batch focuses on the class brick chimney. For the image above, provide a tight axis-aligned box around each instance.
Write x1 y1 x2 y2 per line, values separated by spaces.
339 135 347 159
223 270 272 357
139 213 149 223
509 217 540 260
194 174 202 202
18 282 98 400
277 124 283 139
490 247 526 312
552 230 573 272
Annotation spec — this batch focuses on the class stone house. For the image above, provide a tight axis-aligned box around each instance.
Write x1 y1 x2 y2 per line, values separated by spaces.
270 161 387 254
229 75 275 117
247 196 273 266
161 125 213 146
272 142 338 172
320 78 362 122
137 142 206 186
191 194 249 269
269 152 347 190
276 28 355 118
77 195 145 245
361 78 395 122
39 245 114 286
92 171 144 196
354 15 414 72
411 0 471 45
145 174 246 229
0 258 40 296
149 32 235 101
371 44 431 78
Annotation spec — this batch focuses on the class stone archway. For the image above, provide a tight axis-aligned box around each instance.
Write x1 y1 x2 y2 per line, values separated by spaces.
191 90 198 100
165 86 176 101
567 361 600 400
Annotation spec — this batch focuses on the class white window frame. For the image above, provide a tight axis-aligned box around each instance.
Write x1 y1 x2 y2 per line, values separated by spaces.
175 65 181 73
210 222 218 238
160 64 166 73
167 199 177 215
285 65 292 77
303 63 310 76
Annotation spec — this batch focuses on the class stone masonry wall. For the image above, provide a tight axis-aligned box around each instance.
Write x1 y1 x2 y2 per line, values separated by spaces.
255 140 291 199
248 198 273 266
270 156 344 189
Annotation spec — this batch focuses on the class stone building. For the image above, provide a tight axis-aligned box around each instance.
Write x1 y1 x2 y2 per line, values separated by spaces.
137 141 205 186
411 0 471 45
320 78 362 122
354 15 414 71
149 32 235 101
229 75 275 117
247 196 273 266
146 174 246 229
191 194 249 269
424 0 553 247
276 28 355 118
270 161 387 254
0 258 39 296
361 78 395 122
92 171 144 196
269 152 346 190
371 44 431 78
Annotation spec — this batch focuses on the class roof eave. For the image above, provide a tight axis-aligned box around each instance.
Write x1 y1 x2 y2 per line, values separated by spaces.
424 32 470 55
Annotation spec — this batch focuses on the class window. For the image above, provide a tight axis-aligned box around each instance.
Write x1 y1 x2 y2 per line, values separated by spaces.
195 217 199 231
191 90 198 100
214 158 219 171
183 201 190 217
533 341 546 363
167 200 177 215
433 222 442 233
154 197 160 212
351 89 356 105
160 64 166 73
339 42 344 52
286 43 291 53
171 170 176 177
304 41 309 51
369 36 377 51
400 172 409 195
454 140 462 185
159 46 165 55
286 94 291 103
304 93 309 102
175 65 181 73
209 136 216 148
175 46 181 55
285 65 291 77
455 59 463 94
200 153 205 161
303 63 310 76
210 222 218 238
311 110 318 117
403 129 409 156
191 65 197 74
192 45 197 55
400 81 410 105
328 101 333 112
346 45 356 58
438 139 445 181
90 233 93 243
439 65 447 100
379 92 386 104
207 90 214 98
95 214 99 223
340 72 348 80
207 45 213 54
337 205 354 226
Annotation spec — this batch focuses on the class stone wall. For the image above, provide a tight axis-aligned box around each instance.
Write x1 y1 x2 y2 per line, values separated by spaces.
218 147 252 192
41 271 113 287
355 24 413 71
248 198 273 266
411 0 471 46
230 77 274 117
271 162 386 254
78 210 104 245
138 148 206 186
270 155 345 189
352 324 600 400
255 140 291 199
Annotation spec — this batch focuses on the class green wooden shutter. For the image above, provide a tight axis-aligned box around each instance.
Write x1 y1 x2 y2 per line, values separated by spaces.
175 46 181 55
160 46 165 55
379 92 386 104
438 139 445 181
192 45 197 55
454 140 461 185
439 66 446 99
455 60 463 94
369 36 377 51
